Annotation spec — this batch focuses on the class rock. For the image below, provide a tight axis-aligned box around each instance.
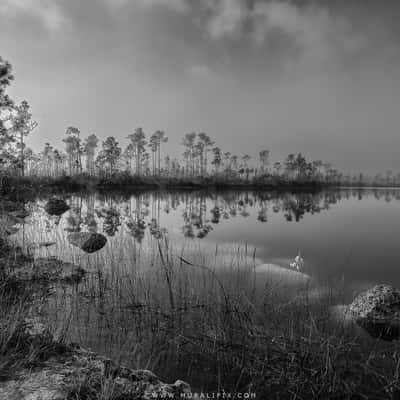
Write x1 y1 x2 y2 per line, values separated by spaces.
0 323 192 400
44 198 69 216
35 257 86 283
349 284 400 340
253 263 314 304
256 263 312 287
67 232 107 253
11 257 86 284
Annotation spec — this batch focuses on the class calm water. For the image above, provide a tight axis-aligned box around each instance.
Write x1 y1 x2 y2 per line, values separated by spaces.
13 188 400 388
17 188 400 295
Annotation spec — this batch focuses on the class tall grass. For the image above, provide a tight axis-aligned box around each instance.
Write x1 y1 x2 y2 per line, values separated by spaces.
26 233 399 399
3 203 400 398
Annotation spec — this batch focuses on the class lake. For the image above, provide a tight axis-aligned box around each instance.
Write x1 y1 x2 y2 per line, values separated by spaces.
18 188 400 293
12 187 400 389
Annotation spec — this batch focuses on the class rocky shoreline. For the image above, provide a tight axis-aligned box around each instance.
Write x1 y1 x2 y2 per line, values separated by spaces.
0 318 191 400
0 200 193 400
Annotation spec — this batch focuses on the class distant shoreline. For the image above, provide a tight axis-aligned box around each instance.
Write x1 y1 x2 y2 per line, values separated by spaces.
1 173 334 193
2 174 400 196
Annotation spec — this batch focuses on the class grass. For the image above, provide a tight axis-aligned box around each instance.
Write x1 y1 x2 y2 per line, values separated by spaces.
2 197 400 399
34 234 400 399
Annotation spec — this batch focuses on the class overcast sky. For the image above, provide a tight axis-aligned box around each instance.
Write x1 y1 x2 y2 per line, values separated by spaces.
1 0 400 173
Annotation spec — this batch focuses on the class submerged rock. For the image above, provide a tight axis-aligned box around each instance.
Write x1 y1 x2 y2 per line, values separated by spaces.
256 263 312 286
35 257 86 283
44 198 69 216
11 257 86 284
0 322 192 400
67 232 107 253
254 263 314 304
349 284 400 340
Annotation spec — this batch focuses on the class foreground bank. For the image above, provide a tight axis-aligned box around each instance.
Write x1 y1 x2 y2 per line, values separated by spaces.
0 318 191 400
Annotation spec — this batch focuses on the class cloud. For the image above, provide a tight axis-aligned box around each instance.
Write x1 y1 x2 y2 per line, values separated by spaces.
198 0 370 72
105 0 189 13
251 2 367 61
205 0 247 40
140 0 189 13
0 0 65 32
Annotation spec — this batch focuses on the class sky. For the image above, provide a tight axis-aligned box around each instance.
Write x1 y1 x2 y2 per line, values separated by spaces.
1 0 400 174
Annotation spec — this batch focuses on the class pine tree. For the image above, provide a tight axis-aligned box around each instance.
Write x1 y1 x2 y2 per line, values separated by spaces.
11 100 38 176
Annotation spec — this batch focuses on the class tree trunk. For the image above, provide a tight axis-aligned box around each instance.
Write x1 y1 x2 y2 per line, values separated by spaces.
20 132 24 177
204 146 208 176
136 145 140 175
158 143 161 176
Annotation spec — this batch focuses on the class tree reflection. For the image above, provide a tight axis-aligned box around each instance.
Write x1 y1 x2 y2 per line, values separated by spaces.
102 207 121 237
83 194 97 232
125 195 147 243
257 201 268 222
33 188 400 244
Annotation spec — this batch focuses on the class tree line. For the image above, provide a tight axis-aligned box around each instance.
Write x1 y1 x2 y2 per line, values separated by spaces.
1 56 344 185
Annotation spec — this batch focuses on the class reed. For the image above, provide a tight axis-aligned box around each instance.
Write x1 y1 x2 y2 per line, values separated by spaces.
2 209 400 398
31 236 400 398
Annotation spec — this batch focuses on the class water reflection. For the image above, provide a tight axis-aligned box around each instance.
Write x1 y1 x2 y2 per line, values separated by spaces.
23 188 400 243
13 187 400 292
